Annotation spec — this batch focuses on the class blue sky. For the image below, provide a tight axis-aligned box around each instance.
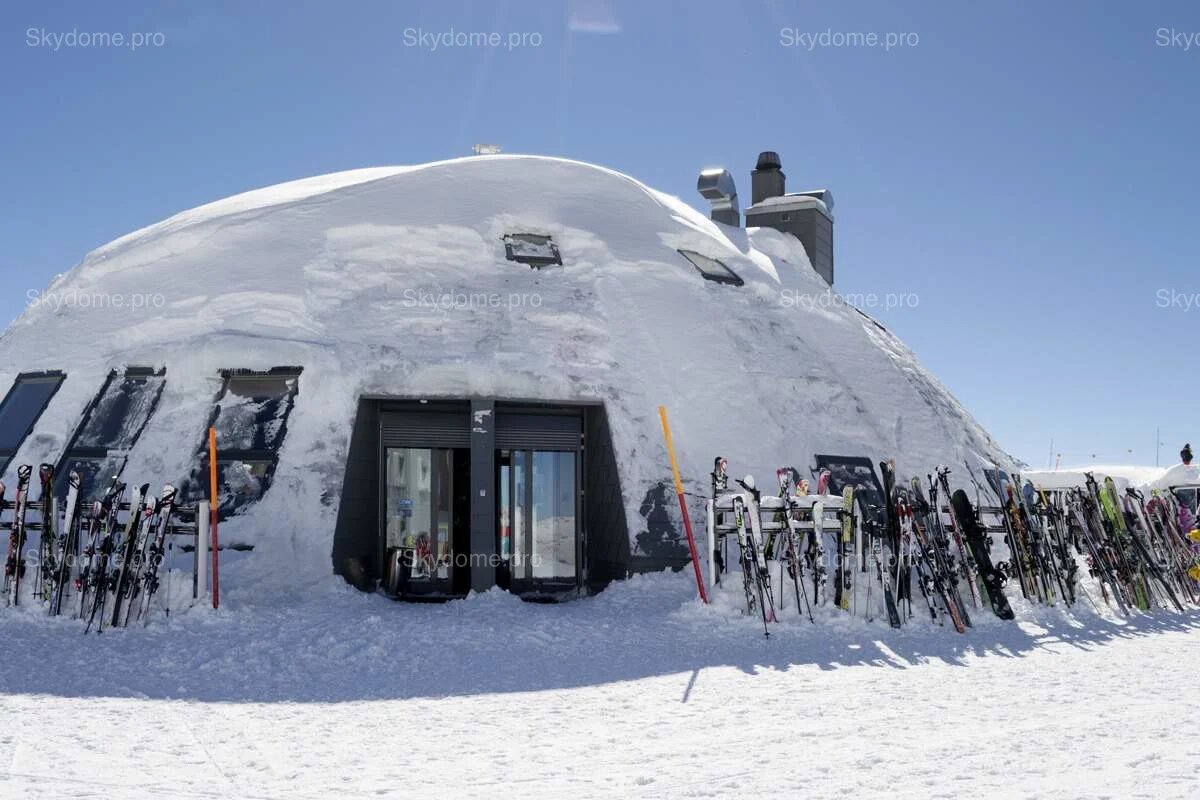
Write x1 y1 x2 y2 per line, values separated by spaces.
2 0 1197 468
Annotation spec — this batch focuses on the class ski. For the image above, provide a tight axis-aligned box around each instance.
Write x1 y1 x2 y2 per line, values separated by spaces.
810 496 827 606
910 477 969 632
138 484 177 624
710 457 729 587
49 470 82 616
35 464 56 603
776 469 814 622
838 485 854 612
80 480 125 625
934 467 982 609
732 493 771 636
879 460 910 613
86 482 139 633
1067 489 1130 615
4 465 33 606
1089 474 1148 610
109 483 150 628
869 518 902 628
738 476 778 627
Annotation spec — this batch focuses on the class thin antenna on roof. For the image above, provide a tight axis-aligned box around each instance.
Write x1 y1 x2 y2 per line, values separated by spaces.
472 143 502 155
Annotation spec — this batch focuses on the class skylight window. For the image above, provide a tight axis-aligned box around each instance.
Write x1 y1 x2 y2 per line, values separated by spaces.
0 371 65 474
56 367 165 500
504 233 562 268
184 367 302 523
678 249 744 286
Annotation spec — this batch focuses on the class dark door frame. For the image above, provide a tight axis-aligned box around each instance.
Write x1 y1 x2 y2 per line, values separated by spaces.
369 398 594 599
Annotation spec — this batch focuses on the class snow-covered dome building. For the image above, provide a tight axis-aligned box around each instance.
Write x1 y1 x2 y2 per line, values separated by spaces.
0 153 1013 601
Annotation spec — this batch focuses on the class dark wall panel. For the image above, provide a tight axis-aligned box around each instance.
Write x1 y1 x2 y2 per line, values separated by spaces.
584 404 631 590
331 399 379 588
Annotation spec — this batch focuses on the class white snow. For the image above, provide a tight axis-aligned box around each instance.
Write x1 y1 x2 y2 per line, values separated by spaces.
1146 463 1200 490
1 569 1197 799
745 192 833 217
1022 467 1139 491
1024 463 1199 492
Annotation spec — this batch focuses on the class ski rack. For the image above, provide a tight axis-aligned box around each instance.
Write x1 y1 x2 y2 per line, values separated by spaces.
0 498 56 531
1 483 214 614
164 501 212 602
976 505 1008 536
704 491 850 593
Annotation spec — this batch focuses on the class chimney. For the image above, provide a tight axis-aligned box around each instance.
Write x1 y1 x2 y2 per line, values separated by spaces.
696 168 740 226
744 150 835 285
751 151 786 204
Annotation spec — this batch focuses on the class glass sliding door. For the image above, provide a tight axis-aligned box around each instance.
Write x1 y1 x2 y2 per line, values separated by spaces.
498 448 580 592
531 451 577 580
384 447 455 595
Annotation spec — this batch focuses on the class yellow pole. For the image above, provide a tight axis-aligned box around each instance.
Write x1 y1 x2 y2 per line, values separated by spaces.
208 426 220 609
658 406 708 604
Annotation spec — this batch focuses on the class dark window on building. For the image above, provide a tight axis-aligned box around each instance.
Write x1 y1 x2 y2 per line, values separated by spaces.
56 368 165 500
184 367 301 522
0 371 65 474
504 233 562 268
678 249 743 286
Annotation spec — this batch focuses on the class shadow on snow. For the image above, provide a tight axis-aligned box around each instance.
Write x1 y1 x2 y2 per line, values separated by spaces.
0 570 1196 704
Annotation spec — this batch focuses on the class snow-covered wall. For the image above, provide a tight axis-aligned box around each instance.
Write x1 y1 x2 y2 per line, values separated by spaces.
0 155 1016 584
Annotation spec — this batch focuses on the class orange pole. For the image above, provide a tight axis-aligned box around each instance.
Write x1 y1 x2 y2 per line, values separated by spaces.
208 426 219 609
658 406 709 604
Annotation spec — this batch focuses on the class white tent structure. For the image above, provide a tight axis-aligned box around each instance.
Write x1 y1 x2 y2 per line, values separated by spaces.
0 154 1014 600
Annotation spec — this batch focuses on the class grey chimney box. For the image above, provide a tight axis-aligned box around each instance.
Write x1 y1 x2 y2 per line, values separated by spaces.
751 151 786 204
696 168 740 226
744 151 835 285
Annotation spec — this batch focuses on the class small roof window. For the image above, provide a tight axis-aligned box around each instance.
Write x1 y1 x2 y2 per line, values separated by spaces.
678 249 743 286
504 233 562 268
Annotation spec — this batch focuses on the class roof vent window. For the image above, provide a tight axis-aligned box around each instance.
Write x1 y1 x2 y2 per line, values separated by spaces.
678 249 744 286
504 233 562 268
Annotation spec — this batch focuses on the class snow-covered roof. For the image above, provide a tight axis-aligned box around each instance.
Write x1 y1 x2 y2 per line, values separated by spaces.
0 154 1013 577
1146 463 1200 490
1022 468 1137 491
1023 463 1198 491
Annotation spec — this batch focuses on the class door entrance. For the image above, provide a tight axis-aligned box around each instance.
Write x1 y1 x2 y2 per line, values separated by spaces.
382 446 470 597
351 400 595 599
497 449 581 595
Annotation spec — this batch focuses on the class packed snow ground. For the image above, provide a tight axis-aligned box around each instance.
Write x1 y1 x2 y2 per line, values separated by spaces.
1 569 1198 799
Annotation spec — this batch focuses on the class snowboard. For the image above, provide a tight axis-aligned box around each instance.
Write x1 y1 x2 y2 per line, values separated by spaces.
951 489 1014 620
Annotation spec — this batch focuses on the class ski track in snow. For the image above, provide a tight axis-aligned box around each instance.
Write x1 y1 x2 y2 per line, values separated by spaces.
1 570 1199 799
